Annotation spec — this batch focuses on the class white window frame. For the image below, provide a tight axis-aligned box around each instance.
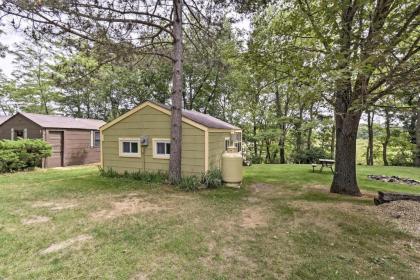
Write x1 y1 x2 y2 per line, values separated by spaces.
235 132 242 153
119 138 141 157
152 138 171 159
12 128 27 140
225 133 242 153
225 137 231 150
91 131 100 148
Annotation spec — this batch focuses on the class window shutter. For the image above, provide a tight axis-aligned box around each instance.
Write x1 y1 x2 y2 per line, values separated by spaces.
23 128 27 139
11 128 14 140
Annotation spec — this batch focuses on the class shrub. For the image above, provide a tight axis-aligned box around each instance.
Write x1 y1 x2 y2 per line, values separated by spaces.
98 167 121 178
292 147 327 164
201 168 223 188
99 167 168 183
0 139 52 173
178 175 201 192
129 170 168 183
389 152 412 166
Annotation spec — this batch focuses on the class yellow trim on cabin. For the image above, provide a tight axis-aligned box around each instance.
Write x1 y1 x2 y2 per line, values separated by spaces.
152 138 171 159
208 128 242 133
101 101 204 132
99 101 242 174
204 130 209 172
100 101 240 133
118 138 142 158
100 132 104 168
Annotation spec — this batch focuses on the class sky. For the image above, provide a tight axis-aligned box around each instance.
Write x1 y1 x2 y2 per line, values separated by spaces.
0 26 23 77
0 14 251 78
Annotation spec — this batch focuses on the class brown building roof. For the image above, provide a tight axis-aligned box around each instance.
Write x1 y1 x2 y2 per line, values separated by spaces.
18 112 105 130
149 101 240 130
0 116 10 125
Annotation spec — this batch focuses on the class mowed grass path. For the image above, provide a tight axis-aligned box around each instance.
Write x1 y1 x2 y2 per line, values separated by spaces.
0 165 419 279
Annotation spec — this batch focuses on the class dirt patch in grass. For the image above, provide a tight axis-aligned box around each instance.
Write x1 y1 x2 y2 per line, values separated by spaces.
375 201 420 236
32 201 78 211
40 234 92 255
304 184 377 198
131 272 149 280
91 197 170 220
249 183 274 193
240 207 268 229
22 216 50 225
289 200 346 233
244 197 261 203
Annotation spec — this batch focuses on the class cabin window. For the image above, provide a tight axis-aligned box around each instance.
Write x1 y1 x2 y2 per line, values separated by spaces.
225 133 242 153
15 130 24 138
91 131 100 148
225 137 230 150
153 138 170 159
11 128 27 140
119 138 141 157
235 141 242 153
95 131 100 147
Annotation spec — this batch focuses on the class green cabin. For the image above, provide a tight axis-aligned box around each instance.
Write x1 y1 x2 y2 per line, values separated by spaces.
100 101 242 176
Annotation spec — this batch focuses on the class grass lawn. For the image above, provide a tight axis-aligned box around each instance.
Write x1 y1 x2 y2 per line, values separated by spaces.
0 164 419 279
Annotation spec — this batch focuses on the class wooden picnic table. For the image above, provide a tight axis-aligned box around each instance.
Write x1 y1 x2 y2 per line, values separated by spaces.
312 159 335 173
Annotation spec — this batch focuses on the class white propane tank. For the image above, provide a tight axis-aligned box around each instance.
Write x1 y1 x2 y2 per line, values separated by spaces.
222 146 243 187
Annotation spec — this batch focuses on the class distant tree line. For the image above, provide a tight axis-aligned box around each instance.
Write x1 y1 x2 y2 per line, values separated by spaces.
0 0 418 195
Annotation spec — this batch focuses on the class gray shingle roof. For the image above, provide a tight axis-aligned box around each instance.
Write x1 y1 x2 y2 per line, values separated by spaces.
0 116 10 125
19 112 105 130
150 101 240 130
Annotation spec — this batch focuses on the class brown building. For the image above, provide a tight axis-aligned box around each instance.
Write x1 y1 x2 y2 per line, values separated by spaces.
0 112 105 168
0 116 10 125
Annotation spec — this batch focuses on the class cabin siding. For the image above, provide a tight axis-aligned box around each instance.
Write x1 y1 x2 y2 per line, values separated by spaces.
102 106 205 176
208 131 231 170
63 129 100 167
0 114 43 139
0 114 101 168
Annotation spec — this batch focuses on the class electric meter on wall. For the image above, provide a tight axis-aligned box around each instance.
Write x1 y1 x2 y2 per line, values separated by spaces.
140 136 149 146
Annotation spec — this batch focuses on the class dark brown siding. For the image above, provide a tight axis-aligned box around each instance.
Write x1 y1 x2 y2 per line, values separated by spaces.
63 129 100 166
46 131 64 167
45 129 100 168
0 114 101 168
0 114 42 139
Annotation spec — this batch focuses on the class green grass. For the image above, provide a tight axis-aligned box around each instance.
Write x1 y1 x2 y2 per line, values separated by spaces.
0 164 419 279
245 164 420 194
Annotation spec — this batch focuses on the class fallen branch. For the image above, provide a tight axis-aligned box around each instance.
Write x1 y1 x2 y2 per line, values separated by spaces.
374 191 420 205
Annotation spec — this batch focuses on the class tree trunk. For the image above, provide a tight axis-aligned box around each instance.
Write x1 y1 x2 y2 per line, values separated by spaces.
331 110 362 196
253 117 258 161
168 0 183 184
275 85 286 164
307 128 312 150
330 122 335 158
416 97 420 167
265 140 271 163
382 109 391 166
295 107 304 157
279 129 286 164
366 110 374 166
307 103 314 150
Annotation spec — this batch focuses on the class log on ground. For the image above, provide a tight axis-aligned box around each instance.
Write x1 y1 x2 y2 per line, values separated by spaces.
374 191 420 205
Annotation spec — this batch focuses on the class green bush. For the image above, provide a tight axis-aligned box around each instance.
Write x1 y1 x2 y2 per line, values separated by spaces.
99 167 222 191
99 167 168 183
178 175 201 192
0 139 52 173
98 167 121 178
389 152 413 166
201 168 223 188
292 147 327 164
